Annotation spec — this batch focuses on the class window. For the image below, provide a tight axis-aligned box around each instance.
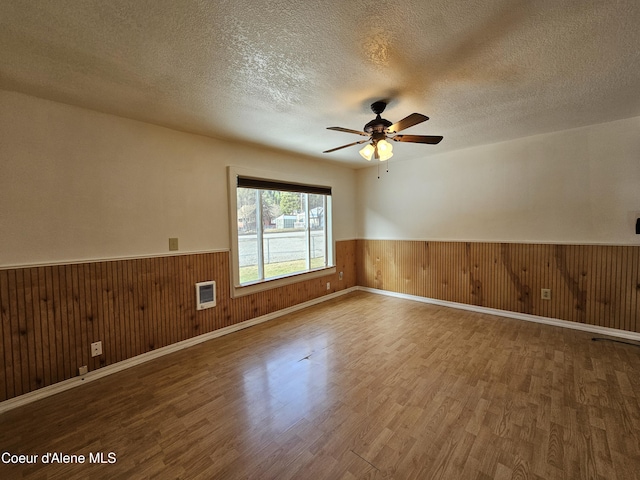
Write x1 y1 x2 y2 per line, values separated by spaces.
228 167 335 297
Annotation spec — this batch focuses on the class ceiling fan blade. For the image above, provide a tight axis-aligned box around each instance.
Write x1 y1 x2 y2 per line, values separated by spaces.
327 126 369 137
392 134 443 144
323 139 368 153
387 113 429 133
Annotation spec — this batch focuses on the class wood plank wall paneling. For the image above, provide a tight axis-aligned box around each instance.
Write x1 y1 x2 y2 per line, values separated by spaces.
0 240 356 402
3 238 638 403
357 240 640 334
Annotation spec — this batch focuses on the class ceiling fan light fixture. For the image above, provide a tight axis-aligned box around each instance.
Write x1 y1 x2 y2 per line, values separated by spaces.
376 139 393 161
378 149 393 161
377 139 392 153
359 143 375 161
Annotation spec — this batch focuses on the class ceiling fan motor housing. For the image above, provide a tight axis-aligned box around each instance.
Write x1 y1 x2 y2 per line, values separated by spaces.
364 101 392 134
364 116 392 134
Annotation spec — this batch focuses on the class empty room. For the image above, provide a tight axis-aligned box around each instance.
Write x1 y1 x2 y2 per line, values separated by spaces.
1 1 639 479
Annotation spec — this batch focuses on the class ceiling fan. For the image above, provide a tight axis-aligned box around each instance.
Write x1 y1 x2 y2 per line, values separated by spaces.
323 101 443 161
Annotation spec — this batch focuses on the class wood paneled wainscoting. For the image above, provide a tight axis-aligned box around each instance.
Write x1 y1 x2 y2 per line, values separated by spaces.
0 240 356 402
357 240 640 333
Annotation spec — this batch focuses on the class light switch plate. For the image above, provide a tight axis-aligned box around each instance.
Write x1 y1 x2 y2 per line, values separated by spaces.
169 237 179 251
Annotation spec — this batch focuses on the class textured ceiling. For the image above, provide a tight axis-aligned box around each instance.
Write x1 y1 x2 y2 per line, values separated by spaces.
1 0 639 168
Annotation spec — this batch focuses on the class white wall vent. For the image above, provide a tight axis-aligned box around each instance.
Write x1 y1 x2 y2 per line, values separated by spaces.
195 281 216 310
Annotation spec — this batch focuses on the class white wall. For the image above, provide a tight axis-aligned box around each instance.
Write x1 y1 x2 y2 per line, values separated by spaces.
357 116 640 245
0 91 358 267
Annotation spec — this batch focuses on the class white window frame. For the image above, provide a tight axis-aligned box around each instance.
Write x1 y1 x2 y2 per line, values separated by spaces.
227 166 335 298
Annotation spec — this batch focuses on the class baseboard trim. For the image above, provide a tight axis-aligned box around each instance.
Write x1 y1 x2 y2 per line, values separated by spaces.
357 286 640 342
0 287 358 414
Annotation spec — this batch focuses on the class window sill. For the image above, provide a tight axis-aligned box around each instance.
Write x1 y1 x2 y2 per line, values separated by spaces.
231 266 336 298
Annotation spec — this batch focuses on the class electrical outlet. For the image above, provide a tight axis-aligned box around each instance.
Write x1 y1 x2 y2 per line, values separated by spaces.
541 288 551 300
339 271 343 280
326 282 330 290
91 341 103 357
79 365 88 376
169 237 179 251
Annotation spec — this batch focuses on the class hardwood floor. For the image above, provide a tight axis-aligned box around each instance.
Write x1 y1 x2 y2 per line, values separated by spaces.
1 291 640 479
